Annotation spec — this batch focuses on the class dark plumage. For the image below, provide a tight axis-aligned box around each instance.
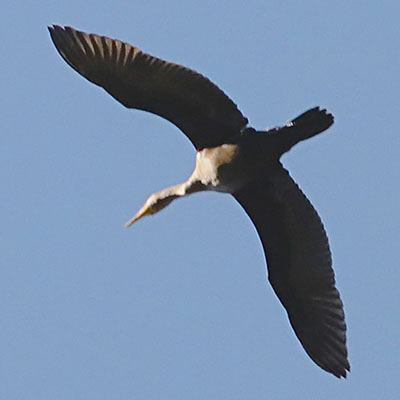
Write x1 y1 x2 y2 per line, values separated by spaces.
49 25 349 378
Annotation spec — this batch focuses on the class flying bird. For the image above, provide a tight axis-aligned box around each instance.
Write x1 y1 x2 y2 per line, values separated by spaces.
49 25 349 378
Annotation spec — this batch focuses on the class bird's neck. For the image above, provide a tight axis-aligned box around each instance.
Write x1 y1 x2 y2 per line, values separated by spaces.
164 175 207 199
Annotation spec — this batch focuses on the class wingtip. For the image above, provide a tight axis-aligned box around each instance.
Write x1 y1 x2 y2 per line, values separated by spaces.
335 366 350 379
48 24 64 40
321 356 350 379
337 363 351 379
48 24 61 32
47 24 56 36
48 25 74 36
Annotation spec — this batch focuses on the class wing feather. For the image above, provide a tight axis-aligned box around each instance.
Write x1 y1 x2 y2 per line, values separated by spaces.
234 165 349 378
48 25 248 149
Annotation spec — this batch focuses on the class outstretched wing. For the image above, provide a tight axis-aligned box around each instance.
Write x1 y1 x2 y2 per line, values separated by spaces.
48 25 248 149
234 165 349 378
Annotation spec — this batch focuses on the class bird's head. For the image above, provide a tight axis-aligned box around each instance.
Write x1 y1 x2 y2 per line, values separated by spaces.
124 192 178 228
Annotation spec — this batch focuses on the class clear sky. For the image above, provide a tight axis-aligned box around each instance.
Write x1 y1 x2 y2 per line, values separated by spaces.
2 1 399 399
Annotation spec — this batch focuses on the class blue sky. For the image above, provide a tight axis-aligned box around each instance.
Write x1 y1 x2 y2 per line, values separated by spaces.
2 1 400 399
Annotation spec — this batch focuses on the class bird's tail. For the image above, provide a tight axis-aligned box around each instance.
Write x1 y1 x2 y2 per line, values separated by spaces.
278 107 334 154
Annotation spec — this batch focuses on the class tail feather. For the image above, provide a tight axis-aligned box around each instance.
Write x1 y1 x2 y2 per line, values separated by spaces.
280 107 334 153
290 107 334 140
261 107 334 156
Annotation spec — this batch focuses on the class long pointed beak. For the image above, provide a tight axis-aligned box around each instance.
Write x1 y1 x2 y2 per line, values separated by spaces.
124 206 152 228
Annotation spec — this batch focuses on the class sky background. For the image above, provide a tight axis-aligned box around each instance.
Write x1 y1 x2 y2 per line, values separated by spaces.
2 1 400 399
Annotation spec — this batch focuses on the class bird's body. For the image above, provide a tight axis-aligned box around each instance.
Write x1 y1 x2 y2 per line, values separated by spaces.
49 25 350 378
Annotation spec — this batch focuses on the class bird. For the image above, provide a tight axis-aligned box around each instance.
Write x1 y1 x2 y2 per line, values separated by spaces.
48 25 350 378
